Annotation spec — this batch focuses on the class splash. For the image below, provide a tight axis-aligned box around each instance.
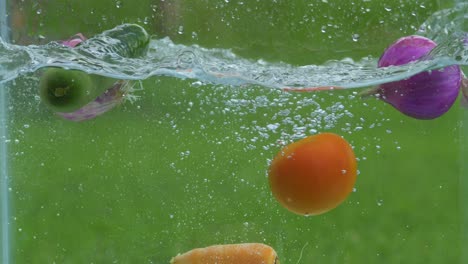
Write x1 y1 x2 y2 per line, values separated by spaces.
0 4 466 90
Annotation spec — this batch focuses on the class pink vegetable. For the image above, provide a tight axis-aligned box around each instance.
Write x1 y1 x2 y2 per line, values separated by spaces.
55 33 129 122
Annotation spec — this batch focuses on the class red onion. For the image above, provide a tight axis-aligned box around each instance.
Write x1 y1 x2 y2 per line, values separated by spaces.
372 35 462 119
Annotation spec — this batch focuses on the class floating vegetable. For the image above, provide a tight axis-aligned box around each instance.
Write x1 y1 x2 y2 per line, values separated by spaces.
39 24 149 121
170 243 279 264
268 132 357 216
367 35 462 119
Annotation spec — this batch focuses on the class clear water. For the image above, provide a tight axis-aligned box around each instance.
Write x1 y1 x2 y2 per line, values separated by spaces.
0 1 467 263
0 4 467 89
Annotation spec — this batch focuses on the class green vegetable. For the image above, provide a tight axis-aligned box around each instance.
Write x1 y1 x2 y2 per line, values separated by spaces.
40 24 149 113
39 69 118 113
77 23 150 58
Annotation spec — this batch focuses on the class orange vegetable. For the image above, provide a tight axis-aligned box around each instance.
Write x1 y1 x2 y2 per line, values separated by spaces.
268 132 357 215
170 243 279 264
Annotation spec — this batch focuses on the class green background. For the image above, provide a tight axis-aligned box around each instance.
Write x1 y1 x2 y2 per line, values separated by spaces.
4 0 466 263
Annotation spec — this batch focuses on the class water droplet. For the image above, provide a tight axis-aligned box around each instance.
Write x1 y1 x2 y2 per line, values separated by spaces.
321 25 327 33
178 25 184 35
352 34 360 42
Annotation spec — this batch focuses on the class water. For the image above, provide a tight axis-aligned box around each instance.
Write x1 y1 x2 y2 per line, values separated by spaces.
0 4 467 90
0 0 10 263
1 1 468 263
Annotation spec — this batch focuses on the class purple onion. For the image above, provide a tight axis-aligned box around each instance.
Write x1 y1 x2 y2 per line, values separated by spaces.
54 33 127 121
373 35 462 119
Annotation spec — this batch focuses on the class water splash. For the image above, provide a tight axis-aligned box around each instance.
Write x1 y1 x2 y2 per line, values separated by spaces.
0 4 466 90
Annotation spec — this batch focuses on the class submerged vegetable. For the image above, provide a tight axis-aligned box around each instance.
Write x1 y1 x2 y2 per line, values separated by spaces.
170 243 279 264
369 35 462 119
55 80 129 122
462 77 468 107
268 133 357 216
39 67 119 113
39 24 149 120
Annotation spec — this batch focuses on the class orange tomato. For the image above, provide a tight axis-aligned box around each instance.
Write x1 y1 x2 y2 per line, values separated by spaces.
268 133 357 215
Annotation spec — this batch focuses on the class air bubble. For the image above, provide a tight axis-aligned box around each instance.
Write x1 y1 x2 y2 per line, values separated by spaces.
352 34 360 42
267 123 279 131
178 25 184 35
